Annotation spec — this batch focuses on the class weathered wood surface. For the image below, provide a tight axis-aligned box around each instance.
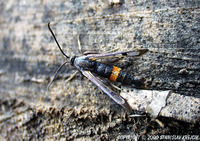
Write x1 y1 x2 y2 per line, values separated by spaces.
121 88 200 123
0 0 199 140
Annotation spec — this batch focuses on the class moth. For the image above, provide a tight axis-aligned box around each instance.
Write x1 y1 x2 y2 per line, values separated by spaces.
47 22 148 110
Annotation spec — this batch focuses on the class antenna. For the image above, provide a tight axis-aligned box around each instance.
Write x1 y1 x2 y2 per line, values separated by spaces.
47 60 68 90
48 22 69 59
47 22 70 89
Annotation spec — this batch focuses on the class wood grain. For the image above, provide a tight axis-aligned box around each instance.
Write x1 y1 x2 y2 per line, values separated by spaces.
0 0 199 140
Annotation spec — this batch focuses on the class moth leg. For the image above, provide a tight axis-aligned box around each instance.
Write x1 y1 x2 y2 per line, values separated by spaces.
97 76 122 91
78 34 83 54
98 80 121 96
65 70 79 83
110 83 122 91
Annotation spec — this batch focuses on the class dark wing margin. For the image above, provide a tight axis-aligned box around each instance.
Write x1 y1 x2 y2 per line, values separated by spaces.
81 70 132 111
86 49 148 59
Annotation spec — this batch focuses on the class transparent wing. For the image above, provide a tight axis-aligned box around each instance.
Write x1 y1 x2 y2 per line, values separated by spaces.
81 70 131 111
86 49 148 59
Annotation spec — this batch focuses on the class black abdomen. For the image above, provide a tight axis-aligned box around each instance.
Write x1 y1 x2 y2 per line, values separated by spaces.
94 62 113 78
92 62 143 88
116 70 144 87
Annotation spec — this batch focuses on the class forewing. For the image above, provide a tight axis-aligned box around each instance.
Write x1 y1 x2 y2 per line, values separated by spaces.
81 70 131 111
86 49 148 59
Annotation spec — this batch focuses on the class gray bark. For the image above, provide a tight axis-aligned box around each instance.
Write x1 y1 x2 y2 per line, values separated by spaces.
0 0 199 140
